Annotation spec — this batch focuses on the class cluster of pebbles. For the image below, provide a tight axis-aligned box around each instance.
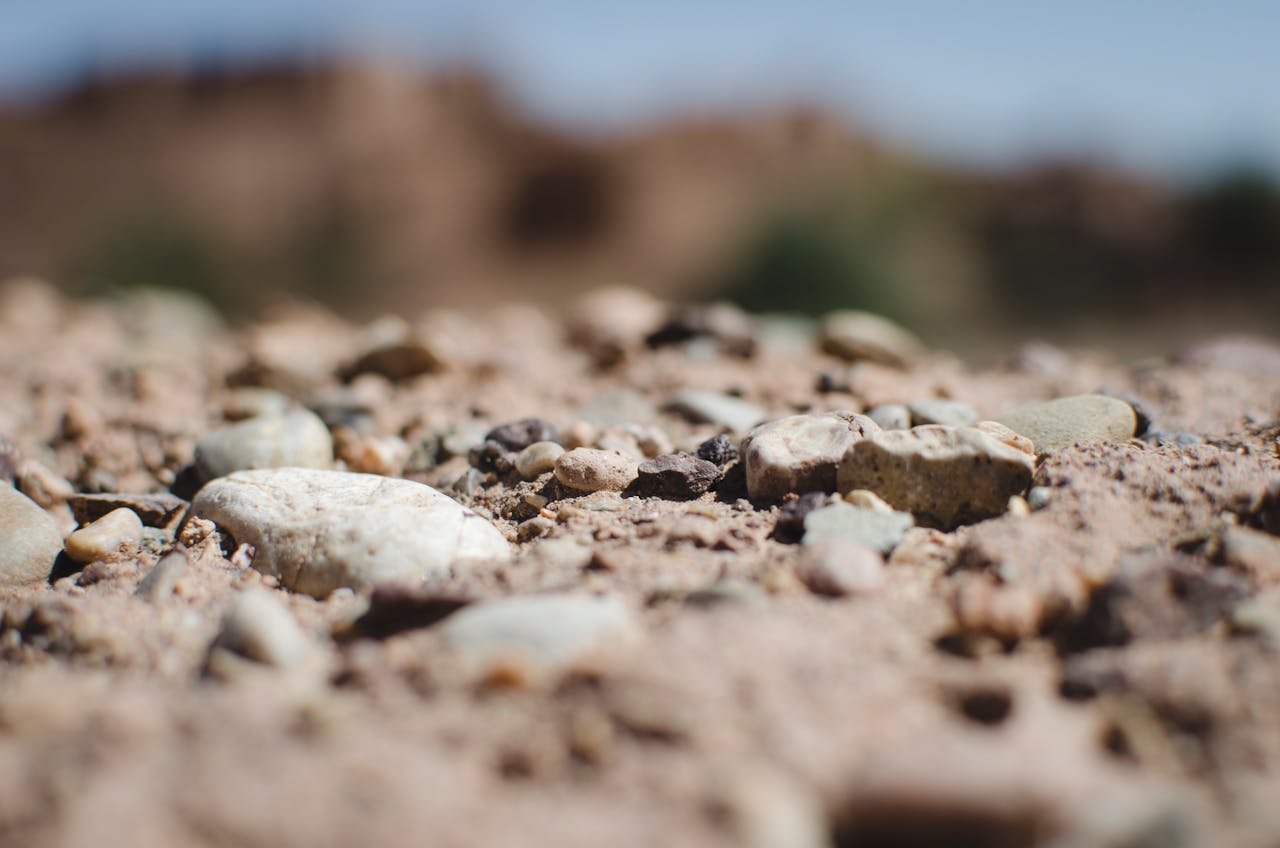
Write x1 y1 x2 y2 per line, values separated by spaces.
1 277 1280 847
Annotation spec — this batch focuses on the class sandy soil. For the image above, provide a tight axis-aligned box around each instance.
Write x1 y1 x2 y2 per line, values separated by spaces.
1 279 1279 848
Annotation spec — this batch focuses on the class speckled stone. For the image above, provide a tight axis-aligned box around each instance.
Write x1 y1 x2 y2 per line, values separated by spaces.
554 448 640 493
819 310 924 367
741 413 880 503
0 485 62 586
998 394 1137 453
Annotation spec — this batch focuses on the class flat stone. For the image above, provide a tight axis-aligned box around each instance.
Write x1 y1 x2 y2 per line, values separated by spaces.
972 420 1036 456
69 492 188 530
195 409 333 481
0 485 63 586
64 507 143 564
802 501 914 553
210 588 309 668
838 425 1035 529
819 310 924 367
796 539 885 596
631 454 721 500
440 594 640 678
190 469 510 598
665 389 766 434
554 448 639 493
867 403 910 431
515 441 565 480
908 400 978 427
134 549 189 601
742 413 880 503
998 394 1137 453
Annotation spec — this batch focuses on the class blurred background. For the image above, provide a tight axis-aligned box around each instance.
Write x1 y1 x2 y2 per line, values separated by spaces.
1 0 1277 352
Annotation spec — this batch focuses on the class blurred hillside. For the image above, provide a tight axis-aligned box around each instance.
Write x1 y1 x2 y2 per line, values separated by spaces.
1 60 1277 346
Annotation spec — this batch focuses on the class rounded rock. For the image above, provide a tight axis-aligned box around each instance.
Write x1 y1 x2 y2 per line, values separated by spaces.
819 310 924 367
0 486 63 586
486 418 560 452
190 468 511 598
195 409 333 481
742 412 880 503
211 588 309 668
64 507 143 564
554 448 639 493
795 539 885 596
516 441 566 480
997 394 1137 454
632 454 721 500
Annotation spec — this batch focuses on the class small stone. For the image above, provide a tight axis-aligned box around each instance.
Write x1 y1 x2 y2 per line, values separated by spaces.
468 440 515 474
566 287 668 366
64 508 143 564
842 489 895 513
441 594 640 680
515 441 565 480
341 315 446 381
838 425 1035 529
665 389 766 434
134 549 189 601
439 421 491 459
1026 486 1052 511
190 469 511 598
741 412 880 503
554 448 639 493
486 418 560 452
341 585 471 641
802 501 914 553
972 420 1036 457
15 459 75 508
795 539 884 596
210 589 309 668
998 394 1137 453
644 302 757 357
1141 430 1203 448
908 400 978 427
819 310 924 367
333 431 409 476
0 486 63 586
195 409 333 481
631 454 720 500
866 403 911 431
517 515 556 542
696 433 738 467
223 387 291 421
69 492 188 530
773 492 832 543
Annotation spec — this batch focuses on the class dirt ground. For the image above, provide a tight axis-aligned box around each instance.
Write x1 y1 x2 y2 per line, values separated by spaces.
1 278 1279 848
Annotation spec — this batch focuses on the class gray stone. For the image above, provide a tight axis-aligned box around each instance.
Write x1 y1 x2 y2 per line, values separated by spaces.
819 310 924 367
191 469 510 598
998 394 1137 453
838 425 1035 529
554 448 639 493
515 441 565 480
867 403 911 431
802 501 913 553
441 594 639 677
211 588 309 668
195 409 333 480
665 389 766 434
1026 486 1053 511
486 418 559 452
135 549 188 601
0 486 62 586
64 507 143 564
69 492 187 530
908 400 978 427
632 454 720 500
742 413 880 503
795 538 884 596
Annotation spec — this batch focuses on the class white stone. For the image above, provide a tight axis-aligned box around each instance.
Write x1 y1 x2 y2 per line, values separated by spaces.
742 412 879 502
190 469 510 598
211 588 309 668
195 409 333 480
554 448 639 493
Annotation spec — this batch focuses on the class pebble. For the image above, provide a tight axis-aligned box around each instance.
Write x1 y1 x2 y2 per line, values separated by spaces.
838 425 1035 529
1141 430 1203 448
223 387 291 421
842 489 896 513
341 315 446 381
741 412 880 503
773 492 832 543
134 549 188 601
802 501 914 553
64 508 143 564
69 492 188 530
866 403 911 431
440 594 640 680
516 515 556 542
695 433 738 467
486 418 560 452
515 441 565 480
566 286 668 366
997 394 1137 453
795 539 885 596
819 310 924 367
1026 486 1053 511
190 469 511 598
631 454 721 500
0 485 63 586
210 589 309 668
554 448 639 493
195 409 333 481
665 389 766 434
908 400 978 427
15 459 75 508
972 420 1036 456
334 430 409 476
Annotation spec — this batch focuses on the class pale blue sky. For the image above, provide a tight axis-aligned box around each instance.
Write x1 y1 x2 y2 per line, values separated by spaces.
1 1 1276 177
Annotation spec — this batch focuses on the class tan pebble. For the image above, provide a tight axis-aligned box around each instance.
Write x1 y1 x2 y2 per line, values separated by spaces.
842 489 896 514
973 420 1036 457
515 441 565 480
553 448 639 493
64 508 143 564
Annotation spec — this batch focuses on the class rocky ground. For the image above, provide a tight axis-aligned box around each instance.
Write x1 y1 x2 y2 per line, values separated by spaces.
1 277 1279 848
